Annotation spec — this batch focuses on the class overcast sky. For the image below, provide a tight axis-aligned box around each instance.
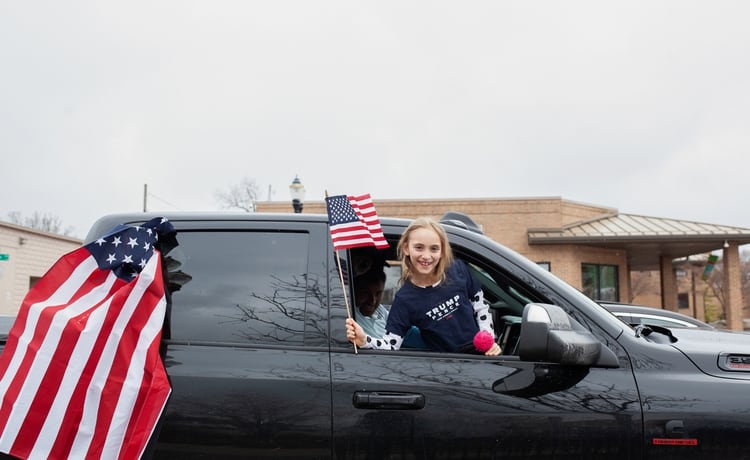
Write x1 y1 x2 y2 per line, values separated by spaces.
2 1 749 238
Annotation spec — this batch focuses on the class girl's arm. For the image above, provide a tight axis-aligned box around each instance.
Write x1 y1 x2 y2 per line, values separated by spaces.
346 318 404 350
471 289 495 337
470 289 502 356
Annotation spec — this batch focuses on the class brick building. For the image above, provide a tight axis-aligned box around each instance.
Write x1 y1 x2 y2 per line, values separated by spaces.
0 222 82 316
258 196 750 331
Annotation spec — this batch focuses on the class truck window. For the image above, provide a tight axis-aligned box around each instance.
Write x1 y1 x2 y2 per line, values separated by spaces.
346 239 549 354
163 230 310 346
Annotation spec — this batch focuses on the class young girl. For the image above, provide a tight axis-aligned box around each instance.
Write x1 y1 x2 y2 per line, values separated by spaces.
346 217 501 355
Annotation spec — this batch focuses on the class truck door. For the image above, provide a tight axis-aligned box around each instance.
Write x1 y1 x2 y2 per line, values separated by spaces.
151 223 333 459
329 240 642 459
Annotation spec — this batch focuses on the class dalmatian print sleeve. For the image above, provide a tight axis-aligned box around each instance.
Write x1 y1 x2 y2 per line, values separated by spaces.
471 289 495 338
362 331 404 350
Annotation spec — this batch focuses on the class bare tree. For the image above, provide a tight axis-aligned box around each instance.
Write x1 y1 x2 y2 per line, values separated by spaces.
7 211 74 236
703 259 729 324
628 270 660 303
732 253 750 318
701 252 750 319
215 177 260 212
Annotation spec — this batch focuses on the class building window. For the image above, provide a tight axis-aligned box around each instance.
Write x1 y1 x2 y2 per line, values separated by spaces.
581 263 619 302
29 276 41 290
678 293 689 309
536 262 551 271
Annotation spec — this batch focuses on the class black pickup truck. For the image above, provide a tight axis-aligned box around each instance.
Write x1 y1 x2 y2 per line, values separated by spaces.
74 211 750 459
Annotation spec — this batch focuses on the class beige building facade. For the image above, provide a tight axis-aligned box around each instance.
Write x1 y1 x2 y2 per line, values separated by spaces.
259 196 750 330
0 222 82 316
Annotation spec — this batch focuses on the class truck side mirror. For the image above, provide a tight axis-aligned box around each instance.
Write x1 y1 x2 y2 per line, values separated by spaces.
518 303 619 368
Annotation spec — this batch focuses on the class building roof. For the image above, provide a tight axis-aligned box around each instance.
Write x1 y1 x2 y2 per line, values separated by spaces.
528 213 750 270
0 221 82 244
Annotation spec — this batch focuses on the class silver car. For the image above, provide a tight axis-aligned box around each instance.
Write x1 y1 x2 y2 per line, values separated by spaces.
599 302 714 329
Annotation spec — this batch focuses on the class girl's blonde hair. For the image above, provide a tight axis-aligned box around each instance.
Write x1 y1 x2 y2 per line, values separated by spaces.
397 217 454 283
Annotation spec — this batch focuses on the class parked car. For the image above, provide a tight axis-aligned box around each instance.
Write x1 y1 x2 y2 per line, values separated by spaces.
5 210 750 459
600 302 714 330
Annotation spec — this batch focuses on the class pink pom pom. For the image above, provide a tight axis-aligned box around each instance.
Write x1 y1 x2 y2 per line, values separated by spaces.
473 330 494 352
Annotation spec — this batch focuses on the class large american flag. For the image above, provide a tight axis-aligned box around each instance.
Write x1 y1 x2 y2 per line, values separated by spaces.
326 194 389 251
0 217 175 460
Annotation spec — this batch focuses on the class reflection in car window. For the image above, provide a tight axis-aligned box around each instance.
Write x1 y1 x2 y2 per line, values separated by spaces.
466 262 537 316
615 313 696 329
166 231 309 346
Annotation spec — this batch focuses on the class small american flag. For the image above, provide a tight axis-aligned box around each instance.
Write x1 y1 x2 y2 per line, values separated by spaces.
326 194 389 251
0 217 175 460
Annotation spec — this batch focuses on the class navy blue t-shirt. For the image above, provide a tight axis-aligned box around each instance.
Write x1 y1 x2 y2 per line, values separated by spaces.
385 260 483 352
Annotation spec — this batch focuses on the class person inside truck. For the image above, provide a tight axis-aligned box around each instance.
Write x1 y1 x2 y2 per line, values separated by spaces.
346 217 501 355
353 267 389 337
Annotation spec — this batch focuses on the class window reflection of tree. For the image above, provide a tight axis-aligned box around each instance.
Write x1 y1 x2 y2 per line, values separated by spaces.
208 262 343 346
210 273 307 344
163 241 344 347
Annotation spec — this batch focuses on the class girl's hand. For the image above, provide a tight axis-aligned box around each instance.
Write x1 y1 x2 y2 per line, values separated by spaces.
484 342 502 356
346 318 367 347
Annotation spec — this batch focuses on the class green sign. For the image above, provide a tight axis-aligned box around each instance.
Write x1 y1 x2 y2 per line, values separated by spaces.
0 254 8 261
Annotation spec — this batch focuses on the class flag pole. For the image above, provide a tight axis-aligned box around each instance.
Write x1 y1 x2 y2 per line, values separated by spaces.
327 190 358 354
335 250 357 354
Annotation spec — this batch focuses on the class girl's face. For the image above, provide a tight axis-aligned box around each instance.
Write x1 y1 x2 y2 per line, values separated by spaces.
404 227 442 282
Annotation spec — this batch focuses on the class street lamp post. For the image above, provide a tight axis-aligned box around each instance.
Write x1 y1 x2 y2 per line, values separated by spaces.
289 175 306 213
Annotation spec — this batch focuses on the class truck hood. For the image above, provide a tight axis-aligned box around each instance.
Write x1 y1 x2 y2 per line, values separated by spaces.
669 328 750 380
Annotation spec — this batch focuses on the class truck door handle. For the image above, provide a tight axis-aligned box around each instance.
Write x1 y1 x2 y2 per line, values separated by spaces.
666 420 685 437
652 419 698 446
352 391 425 410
